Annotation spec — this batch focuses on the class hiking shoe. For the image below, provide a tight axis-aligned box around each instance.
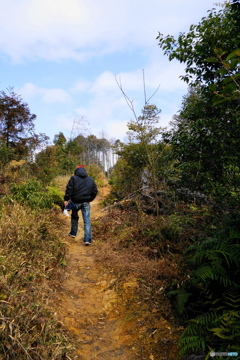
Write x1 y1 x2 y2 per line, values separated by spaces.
68 233 76 238
84 241 91 246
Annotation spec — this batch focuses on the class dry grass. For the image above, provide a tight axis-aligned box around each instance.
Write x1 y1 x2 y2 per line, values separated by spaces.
53 175 70 194
0 202 72 359
92 198 213 358
93 206 190 309
92 206 188 359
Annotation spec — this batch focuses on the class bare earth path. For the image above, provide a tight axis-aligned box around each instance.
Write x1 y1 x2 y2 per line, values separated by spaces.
53 190 136 360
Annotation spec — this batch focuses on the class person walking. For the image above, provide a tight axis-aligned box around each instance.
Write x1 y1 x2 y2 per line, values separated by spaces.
64 165 98 245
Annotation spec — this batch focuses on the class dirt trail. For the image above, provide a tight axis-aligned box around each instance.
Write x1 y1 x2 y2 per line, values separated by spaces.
53 189 136 360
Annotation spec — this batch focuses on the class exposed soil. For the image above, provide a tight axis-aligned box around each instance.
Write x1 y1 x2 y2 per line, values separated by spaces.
52 187 135 359
52 187 180 360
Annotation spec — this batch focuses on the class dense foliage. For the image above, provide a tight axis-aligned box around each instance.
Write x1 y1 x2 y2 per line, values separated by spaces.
155 1 240 358
157 0 240 208
163 88 240 206
109 104 172 204
157 1 240 88
33 132 115 184
0 88 48 166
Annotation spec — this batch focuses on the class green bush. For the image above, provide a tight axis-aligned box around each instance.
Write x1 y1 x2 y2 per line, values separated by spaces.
46 185 64 207
169 228 240 358
7 180 62 209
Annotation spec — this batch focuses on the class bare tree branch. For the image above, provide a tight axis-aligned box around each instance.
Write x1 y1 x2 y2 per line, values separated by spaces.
143 69 147 105
115 71 161 119
146 83 161 104
115 75 138 121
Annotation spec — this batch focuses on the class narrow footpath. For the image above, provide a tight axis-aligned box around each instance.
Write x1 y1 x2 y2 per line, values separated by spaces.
53 190 137 360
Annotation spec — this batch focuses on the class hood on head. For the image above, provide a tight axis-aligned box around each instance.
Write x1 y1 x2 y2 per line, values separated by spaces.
74 166 88 178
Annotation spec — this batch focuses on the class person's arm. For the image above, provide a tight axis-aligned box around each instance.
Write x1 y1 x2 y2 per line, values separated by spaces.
91 181 98 201
64 176 74 201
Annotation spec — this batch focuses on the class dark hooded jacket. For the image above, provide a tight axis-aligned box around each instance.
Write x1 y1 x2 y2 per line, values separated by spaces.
64 167 98 203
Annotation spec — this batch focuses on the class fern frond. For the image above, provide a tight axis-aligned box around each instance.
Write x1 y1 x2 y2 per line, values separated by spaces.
178 322 206 356
178 336 206 357
177 231 240 358
193 311 219 326
210 310 240 340
224 289 240 309
228 228 240 241
216 271 239 289
167 288 191 315
210 326 234 340
186 238 218 265
192 265 214 281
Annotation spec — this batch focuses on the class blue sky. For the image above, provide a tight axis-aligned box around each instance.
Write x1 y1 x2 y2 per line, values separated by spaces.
0 0 223 144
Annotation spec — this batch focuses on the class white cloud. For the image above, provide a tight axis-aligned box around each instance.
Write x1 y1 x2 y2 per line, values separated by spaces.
60 64 186 139
0 0 222 62
17 61 187 141
115 59 187 96
26 0 89 28
19 83 72 104
54 113 76 137
42 88 72 103
90 71 124 96
1 0 224 142
71 79 92 93
18 83 39 98
100 119 129 141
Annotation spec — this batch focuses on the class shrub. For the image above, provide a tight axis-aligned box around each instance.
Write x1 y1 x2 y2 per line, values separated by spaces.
46 185 64 208
6 180 63 210
169 228 240 358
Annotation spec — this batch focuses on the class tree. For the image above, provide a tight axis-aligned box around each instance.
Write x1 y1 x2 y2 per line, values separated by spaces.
206 48 240 104
165 88 240 199
157 1 240 87
127 104 161 144
158 1 240 204
110 103 171 211
157 3 240 356
35 146 59 185
53 132 67 146
0 88 45 164
127 104 165 209
114 73 177 213
52 132 75 174
109 154 142 199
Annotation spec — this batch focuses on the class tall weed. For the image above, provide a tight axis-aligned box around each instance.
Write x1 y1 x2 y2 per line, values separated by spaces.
0 202 70 359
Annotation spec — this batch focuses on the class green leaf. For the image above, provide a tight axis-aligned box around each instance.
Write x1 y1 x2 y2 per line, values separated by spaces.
222 82 237 93
229 59 240 70
222 76 235 85
226 49 240 60
205 57 219 63
212 96 228 105
213 48 227 57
